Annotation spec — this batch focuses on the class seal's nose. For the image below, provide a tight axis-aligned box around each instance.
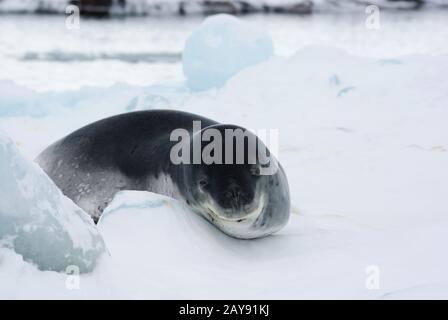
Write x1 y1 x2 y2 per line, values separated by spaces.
224 183 252 209
225 184 241 200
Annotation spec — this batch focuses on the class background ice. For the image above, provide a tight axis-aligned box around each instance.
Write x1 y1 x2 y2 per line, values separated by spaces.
183 14 274 91
0 129 107 273
2 12 448 92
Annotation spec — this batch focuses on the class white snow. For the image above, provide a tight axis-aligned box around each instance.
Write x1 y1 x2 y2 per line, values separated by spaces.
0 129 106 274
183 14 274 91
0 14 448 298
98 191 448 299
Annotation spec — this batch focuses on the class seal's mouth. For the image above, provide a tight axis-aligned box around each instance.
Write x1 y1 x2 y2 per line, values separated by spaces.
205 195 265 223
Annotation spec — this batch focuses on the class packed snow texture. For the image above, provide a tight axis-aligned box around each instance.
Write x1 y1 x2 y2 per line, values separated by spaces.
0 130 106 273
1 43 448 297
183 14 274 91
100 191 448 299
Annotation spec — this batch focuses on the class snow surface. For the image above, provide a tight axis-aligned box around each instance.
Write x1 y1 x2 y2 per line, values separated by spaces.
183 14 273 91
1 19 448 298
99 191 448 299
0 129 106 274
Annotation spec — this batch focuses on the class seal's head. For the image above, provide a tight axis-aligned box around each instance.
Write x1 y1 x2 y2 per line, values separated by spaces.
180 124 290 239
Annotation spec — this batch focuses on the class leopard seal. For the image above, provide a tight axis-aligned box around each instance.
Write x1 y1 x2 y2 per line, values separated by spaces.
36 110 290 239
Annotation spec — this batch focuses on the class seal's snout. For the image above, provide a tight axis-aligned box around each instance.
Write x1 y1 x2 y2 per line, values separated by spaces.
223 184 252 209
206 191 265 223
214 179 258 220
220 176 252 200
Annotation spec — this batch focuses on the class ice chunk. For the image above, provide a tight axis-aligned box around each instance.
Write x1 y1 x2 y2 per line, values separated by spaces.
0 80 49 117
0 80 145 118
0 129 106 273
182 14 274 91
98 191 226 265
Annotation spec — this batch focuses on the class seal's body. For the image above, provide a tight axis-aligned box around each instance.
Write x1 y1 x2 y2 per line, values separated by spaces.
37 110 290 239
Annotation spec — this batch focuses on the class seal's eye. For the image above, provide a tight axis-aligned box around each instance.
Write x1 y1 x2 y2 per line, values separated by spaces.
198 178 208 188
250 166 261 176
